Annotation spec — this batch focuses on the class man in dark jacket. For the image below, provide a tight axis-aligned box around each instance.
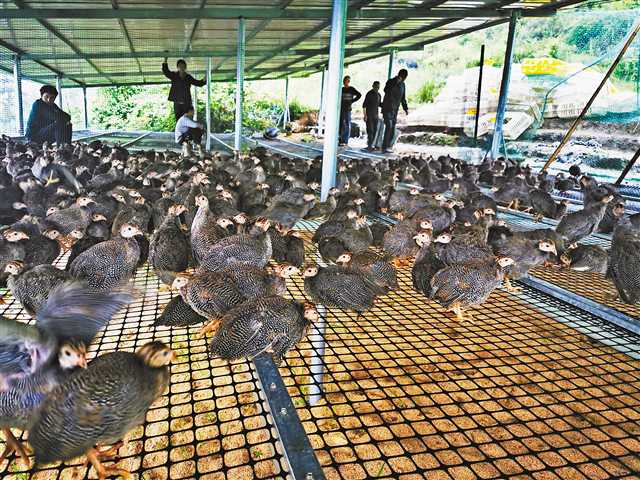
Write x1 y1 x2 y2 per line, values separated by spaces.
162 58 206 121
339 75 362 146
362 81 381 151
381 69 409 153
25 85 72 145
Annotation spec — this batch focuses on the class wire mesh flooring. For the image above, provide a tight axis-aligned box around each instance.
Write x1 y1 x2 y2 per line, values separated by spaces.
0 219 639 479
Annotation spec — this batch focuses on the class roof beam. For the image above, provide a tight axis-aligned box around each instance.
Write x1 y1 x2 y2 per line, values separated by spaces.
28 67 312 80
183 0 207 54
111 0 145 82
0 6 550 20
12 0 116 84
246 0 296 44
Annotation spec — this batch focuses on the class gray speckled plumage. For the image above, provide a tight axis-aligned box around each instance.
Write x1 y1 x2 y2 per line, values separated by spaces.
7 264 72 316
209 296 310 364
382 220 421 258
304 265 378 312
412 246 445 298
30 346 170 466
565 244 608 274
609 223 640 304
556 200 609 244
154 296 207 327
348 251 398 292
178 269 246 319
149 212 189 285
199 232 272 272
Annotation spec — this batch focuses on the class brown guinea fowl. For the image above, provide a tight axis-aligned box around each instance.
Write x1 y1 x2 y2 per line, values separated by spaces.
491 238 557 292
383 215 433 268
190 195 234 265
336 250 398 293
430 256 515 322
556 195 613 244
4 261 72 316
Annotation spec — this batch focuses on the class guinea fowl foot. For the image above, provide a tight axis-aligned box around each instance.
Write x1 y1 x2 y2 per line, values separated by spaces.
533 214 543 223
450 304 474 323
392 257 411 269
198 319 221 337
604 291 620 302
0 428 30 467
503 278 523 294
84 442 123 466
86 447 131 480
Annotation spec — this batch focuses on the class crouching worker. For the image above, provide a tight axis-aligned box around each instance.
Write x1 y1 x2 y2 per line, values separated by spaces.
175 106 204 146
25 85 72 145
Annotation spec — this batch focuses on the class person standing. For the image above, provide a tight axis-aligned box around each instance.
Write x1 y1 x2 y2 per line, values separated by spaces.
175 106 204 145
362 81 381 151
381 69 409 154
339 76 361 146
162 57 206 121
25 85 72 145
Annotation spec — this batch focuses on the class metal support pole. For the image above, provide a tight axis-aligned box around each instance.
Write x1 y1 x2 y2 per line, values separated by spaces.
56 75 63 108
474 45 485 140
192 85 198 121
490 11 519 160
318 68 327 136
13 55 24 136
206 57 212 151
387 49 396 80
320 0 348 202
615 146 640 186
283 76 290 127
234 17 246 153
82 86 89 130
543 20 640 172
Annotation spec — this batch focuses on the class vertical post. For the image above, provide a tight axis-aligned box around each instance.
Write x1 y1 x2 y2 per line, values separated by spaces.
234 17 246 153
318 68 327 136
474 45 485 141
283 76 290 127
387 49 396 80
206 57 212 151
56 75 63 109
320 0 348 202
193 85 198 121
490 11 519 160
82 86 89 130
615 146 640 186
13 55 24 137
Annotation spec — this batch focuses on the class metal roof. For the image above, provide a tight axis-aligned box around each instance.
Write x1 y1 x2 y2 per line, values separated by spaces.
0 0 588 88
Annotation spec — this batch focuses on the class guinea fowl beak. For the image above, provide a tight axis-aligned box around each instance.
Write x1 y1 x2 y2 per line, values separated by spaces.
78 356 88 369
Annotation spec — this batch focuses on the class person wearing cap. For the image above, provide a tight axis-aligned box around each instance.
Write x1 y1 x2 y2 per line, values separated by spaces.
162 57 207 121
25 84 72 145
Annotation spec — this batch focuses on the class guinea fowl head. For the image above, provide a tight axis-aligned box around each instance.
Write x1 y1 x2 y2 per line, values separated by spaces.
169 205 187 216
77 196 95 207
303 265 319 278
120 223 143 239
46 206 60 216
195 195 209 208
58 340 87 370
409 187 421 196
601 195 614 205
434 233 452 244
216 218 233 229
3 229 29 242
255 217 271 232
4 260 24 276
91 213 107 222
538 240 557 256
134 196 146 205
111 192 127 204
483 208 496 217
70 229 85 240
346 210 358 220
43 228 61 240
328 187 340 196
560 253 572 268
233 213 248 225
613 202 625 217
303 303 320 322
335 253 352 265
419 220 433 231
354 198 365 206
413 231 431 247
497 256 516 268
303 193 316 203
274 264 300 278
171 275 190 291
137 341 176 368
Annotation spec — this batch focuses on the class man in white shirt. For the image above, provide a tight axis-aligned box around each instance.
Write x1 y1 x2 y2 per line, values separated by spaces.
175 106 204 145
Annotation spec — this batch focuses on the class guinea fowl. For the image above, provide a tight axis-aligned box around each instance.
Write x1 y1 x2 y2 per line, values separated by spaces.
312 209 358 244
0 283 132 467
430 256 515 321
0 229 29 287
154 296 207 328
412 233 447 298
29 341 173 480
339 216 373 254
491 238 558 292
411 199 457 234
560 244 608 274
270 227 305 268
303 264 383 313
190 195 233 264
529 189 569 222
69 223 143 291
336 250 398 293
4 261 72 316
199 217 273 272
43 195 95 239
609 221 640 304
209 297 318 364
149 204 190 285
556 195 613 244
383 215 433 267
598 197 626 234
305 188 339 219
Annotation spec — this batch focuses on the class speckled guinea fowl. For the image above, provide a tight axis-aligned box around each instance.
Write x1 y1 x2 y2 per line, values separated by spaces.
69 223 142 291
0 229 29 287
43 196 95 239
336 250 398 293
199 218 273 272
339 216 374 254
5 261 72 316
609 221 640 304
303 264 382 313
21 228 62 269
154 296 207 327
491 238 557 292
0 283 132 467
412 233 447 298
29 342 174 480
430 256 515 321
209 297 318 364
190 195 233 265
270 227 305 268
529 189 569 221
383 216 433 267
560 244 609 274
148 204 190 285
556 195 613 244
311 210 358 244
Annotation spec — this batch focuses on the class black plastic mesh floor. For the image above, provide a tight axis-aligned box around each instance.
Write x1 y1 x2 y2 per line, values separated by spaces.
1 218 639 480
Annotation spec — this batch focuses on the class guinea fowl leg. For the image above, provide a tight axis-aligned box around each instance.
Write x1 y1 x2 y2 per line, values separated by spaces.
86 447 131 480
0 428 30 466
392 257 411 268
451 304 474 323
503 277 523 294
533 213 543 223
198 318 221 337
44 171 60 187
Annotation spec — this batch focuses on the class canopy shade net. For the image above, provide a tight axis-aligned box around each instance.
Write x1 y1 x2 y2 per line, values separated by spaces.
0 0 587 88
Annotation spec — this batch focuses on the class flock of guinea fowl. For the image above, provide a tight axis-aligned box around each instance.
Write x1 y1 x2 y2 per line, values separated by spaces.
0 136 638 479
